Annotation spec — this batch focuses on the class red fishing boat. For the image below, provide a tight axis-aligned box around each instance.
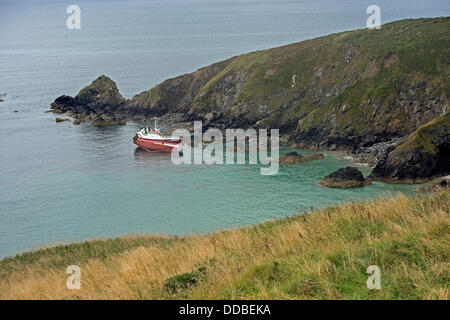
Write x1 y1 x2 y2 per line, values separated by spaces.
133 121 182 152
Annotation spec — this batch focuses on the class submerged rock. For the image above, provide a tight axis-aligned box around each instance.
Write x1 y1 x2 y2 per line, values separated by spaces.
234 142 259 153
55 118 70 123
276 151 324 165
91 114 126 126
319 167 371 188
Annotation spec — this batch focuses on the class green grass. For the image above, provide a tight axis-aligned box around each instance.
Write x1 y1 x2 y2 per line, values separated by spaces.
396 113 450 154
184 17 450 137
1 189 448 300
0 236 175 280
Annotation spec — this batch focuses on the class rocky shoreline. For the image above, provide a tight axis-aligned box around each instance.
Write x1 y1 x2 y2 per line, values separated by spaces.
50 18 450 184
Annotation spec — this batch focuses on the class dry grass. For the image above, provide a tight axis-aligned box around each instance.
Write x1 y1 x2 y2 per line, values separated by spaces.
0 189 449 300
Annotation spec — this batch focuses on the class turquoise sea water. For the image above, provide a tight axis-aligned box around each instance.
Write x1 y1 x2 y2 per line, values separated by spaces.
1 0 448 258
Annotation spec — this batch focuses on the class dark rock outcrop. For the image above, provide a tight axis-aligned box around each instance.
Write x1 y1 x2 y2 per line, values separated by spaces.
319 167 372 188
75 75 124 112
51 75 127 125
51 95 75 112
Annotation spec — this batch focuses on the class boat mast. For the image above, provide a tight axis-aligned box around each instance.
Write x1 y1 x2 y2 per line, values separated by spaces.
154 117 159 132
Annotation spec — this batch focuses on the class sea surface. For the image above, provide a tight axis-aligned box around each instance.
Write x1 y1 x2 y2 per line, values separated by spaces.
1 0 448 259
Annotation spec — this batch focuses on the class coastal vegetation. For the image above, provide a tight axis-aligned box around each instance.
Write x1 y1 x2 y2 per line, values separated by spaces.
371 113 450 183
1 188 448 299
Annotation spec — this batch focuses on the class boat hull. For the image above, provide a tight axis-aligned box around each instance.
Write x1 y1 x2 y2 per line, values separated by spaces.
133 134 181 152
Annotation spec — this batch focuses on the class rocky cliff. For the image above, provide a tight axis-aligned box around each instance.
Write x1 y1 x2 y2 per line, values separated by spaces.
370 113 450 183
51 17 450 183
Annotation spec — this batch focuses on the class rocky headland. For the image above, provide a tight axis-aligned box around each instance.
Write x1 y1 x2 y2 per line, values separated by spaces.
50 18 450 183
370 113 450 183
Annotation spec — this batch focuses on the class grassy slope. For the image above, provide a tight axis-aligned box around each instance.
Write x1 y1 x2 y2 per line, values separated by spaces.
188 17 449 135
396 113 450 154
0 189 448 299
